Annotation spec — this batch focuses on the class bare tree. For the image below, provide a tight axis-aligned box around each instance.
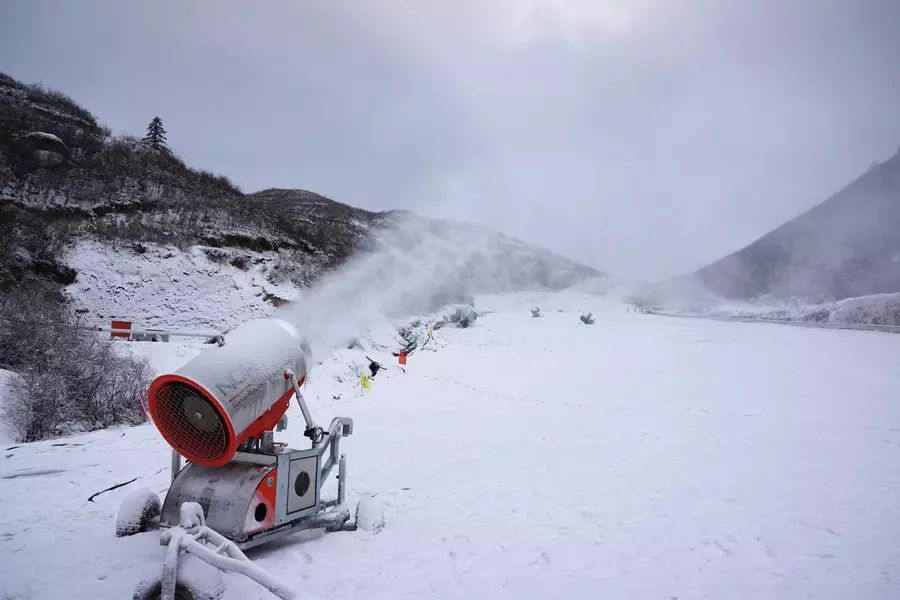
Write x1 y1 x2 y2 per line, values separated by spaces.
0 289 152 442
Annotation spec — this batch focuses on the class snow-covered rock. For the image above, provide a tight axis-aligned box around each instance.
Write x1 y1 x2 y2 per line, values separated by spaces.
22 132 64 145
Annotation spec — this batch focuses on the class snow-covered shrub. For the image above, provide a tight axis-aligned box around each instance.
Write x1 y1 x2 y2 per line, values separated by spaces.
198 169 240 194
264 249 322 287
21 82 99 125
262 291 289 307
203 247 228 263
0 289 152 442
396 322 421 350
829 293 900 326
696 293 900 327
229 254 250 270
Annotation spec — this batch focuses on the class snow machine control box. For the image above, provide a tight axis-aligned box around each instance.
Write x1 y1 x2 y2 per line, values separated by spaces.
154 411 354 550
160 440 348 547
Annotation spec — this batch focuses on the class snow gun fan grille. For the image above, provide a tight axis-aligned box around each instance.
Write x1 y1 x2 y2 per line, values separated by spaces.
153 382 227 463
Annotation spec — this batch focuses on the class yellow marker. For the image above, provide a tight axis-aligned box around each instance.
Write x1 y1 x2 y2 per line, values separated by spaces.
360 374 372 391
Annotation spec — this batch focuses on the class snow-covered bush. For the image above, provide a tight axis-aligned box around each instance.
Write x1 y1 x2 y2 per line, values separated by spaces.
696 292 900 327
202 247 228 263
829 293 900 326
229 254 250 270
264 249 322 286
0 289 152 442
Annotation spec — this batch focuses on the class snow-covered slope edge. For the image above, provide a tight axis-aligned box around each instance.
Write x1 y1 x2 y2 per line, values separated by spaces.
686 292 900 327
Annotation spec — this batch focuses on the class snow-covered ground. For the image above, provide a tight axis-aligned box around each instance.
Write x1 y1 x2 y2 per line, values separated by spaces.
2 292 900 599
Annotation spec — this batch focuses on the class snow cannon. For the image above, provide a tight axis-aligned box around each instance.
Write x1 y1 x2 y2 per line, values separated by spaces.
119 317 383 569
147 317 311 467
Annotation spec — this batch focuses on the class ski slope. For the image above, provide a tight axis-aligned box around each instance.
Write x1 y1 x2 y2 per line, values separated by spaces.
2 293 900 599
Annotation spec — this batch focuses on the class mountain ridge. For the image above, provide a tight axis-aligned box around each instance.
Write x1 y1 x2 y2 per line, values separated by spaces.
690 147 900 301
0 71 602 312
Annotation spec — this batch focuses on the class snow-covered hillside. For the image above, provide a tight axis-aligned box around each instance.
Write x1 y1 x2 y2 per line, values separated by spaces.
2 292 900 599
692 147 900 300
65 241 301 331
1 71 602 334
63 215 604 334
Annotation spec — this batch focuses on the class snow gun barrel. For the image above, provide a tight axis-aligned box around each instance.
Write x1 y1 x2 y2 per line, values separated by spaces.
147 317 311 467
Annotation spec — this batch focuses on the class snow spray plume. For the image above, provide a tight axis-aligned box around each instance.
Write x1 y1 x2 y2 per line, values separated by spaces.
280 212 590 357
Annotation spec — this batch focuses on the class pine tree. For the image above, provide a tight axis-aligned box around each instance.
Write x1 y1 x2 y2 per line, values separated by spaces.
142 116 168 151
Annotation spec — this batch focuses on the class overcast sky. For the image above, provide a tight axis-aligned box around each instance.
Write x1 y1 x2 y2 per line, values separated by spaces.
2 1 900 279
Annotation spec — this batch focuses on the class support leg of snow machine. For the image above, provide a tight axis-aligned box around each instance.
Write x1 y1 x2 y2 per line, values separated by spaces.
353 495 385 533
138 502 297 600
133 553 225 600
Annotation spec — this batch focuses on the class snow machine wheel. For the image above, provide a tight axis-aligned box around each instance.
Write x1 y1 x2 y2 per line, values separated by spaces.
355 496 385 533
133 555 225 600
116 488 161 537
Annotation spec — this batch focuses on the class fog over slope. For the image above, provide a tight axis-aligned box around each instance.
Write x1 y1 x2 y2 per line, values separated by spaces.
690 148 900 302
